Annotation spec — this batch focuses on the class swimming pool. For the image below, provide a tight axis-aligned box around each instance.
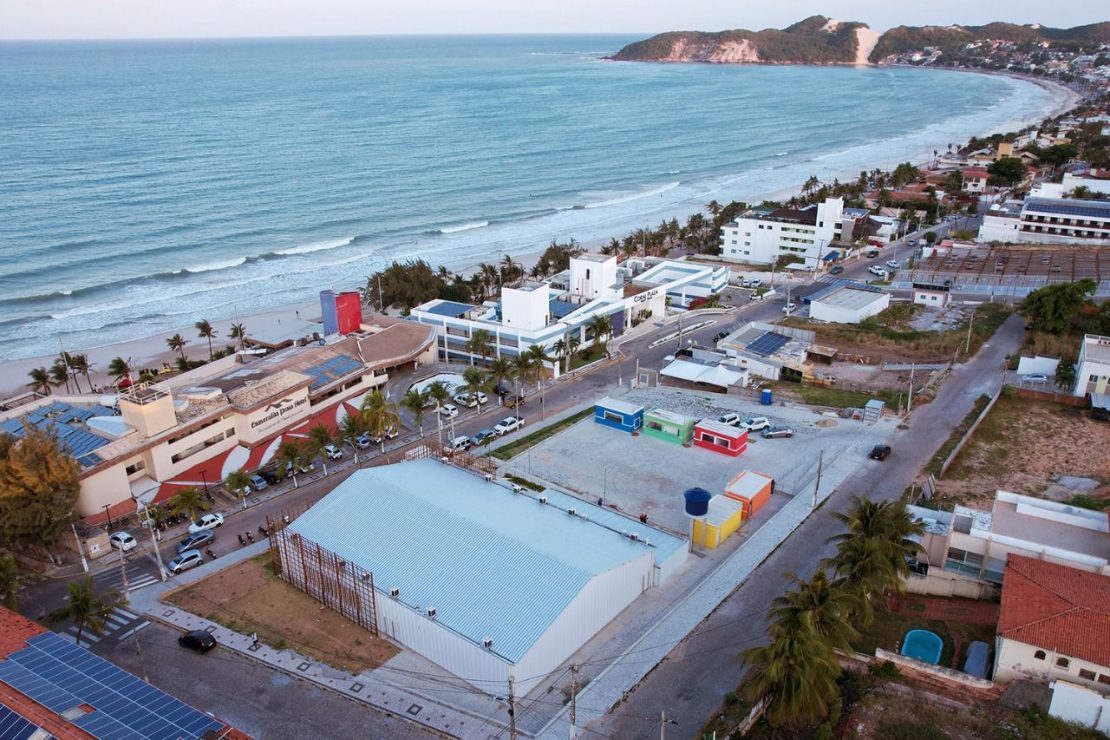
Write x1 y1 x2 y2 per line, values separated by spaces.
902 629 943 665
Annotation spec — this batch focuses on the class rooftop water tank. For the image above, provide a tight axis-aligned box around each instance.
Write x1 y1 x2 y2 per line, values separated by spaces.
684 487 712 518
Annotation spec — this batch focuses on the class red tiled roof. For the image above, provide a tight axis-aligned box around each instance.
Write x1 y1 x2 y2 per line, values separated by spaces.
0 608 47 659
998 555 1110 667
962 167 991 178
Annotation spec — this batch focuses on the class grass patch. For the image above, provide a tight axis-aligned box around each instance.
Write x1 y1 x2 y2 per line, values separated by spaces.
783 383 900 410
783 302 1011 360
492 407 594 460
924 393 991 477
851 606 995 669
505 473 545 492
567 344 607 371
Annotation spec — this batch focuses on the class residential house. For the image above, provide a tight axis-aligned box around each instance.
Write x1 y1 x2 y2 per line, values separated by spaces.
1075 334 1110 397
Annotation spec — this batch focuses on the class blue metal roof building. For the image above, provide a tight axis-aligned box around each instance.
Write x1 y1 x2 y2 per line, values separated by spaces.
281 459 686 693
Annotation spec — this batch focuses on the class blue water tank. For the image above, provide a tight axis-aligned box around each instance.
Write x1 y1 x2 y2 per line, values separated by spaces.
683 487 712 518
760 389 773 406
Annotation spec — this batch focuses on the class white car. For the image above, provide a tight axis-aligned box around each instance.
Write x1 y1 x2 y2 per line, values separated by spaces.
493 416 525 435
355 432 373 449
782 302 797 315
1021 373 1048 384
885 260 900 269
109 531 138 552
742 278 763 288
323 444 344 460
453 392 488 408
438 403 459 418
372 426 399 443
868 266 888 278
447 435 472 452
188 512 225 534
717 412 742 427
740 416 771 432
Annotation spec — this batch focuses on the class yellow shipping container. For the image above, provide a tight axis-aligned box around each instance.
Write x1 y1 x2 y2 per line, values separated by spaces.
691 495 744 549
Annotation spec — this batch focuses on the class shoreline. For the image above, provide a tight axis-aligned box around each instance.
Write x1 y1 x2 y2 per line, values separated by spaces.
0 70 1082 399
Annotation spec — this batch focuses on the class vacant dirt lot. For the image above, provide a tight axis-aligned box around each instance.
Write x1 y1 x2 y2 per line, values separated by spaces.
942 396 1110 506
166 555 397 673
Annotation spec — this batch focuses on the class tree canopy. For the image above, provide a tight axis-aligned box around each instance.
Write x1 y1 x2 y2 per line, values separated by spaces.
0 427 80 549
986 157 1025 186
1022 279 1096 333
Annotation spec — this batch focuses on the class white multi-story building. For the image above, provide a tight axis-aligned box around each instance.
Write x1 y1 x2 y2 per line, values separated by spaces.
977 196 1110 245
1075 334 1110 398
719 197 850 268
408 254 728 367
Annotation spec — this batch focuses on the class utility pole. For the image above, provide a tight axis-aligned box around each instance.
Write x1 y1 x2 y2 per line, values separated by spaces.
813 449 824 508
71 523 88 574
118 546 130 606
908 362 916 413
569 665 578 740
141 505 168 582
507 676 518 740
659 710 677 740
965 306 976 354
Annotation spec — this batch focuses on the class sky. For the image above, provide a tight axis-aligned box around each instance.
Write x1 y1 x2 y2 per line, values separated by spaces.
1 1 1106 40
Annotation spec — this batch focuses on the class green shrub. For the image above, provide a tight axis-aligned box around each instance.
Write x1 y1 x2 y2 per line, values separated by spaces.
869 659 901 680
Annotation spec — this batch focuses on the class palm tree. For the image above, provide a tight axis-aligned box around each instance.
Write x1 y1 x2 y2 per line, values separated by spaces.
401 389 427 436
170 486 208 524
425 381 451 443
107 357 131 383
551 339 567 376
53 577 120 647
828 496 924 581
49 360 72 393
465 328 494 366
338 412 367 462
706 200 722 218
486 357 514 398
511 353 533 398
769 571 860 652
276 440 305 487
360 390 400 453
461 367 487 412
741 620 841 726
229 322 248 351
824 538 897 626
567 333 582 362
224 469 252 510
586 313 612 352
27 367 51 395
69 354 93 392
305 424 336 473
167 334 189 364
525 344 549 391
195 320 217 360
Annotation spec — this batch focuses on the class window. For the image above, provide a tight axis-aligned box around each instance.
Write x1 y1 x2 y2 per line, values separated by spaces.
1034 650 1046 660
1056 657 1070 669
1079 669 1096 681
603 410 624 425
1098 674 1110 685
125 460 146 476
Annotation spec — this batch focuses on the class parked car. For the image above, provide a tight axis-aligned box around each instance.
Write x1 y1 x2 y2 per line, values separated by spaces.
323 444 344 460
178 630 217 653
355 432 373 449
908 238 919 246
453 392 488 408
717 412 742 427
372 426 400 443
828 265 845 275
439 403 459 419
494 416 525 435
761 426 795 439
885 259 900 269
504 394 527 409
868 266 888 278
713 330 730 343
447 435 472 452
469 429 497 448
108 531 138 552
258 468 284 485
296 461 316 474
782 302 797 315
740 416 771 432
188 512 224 534
742 278 763 288
1021 373 1048 384
868 444 892 461
168 549 204 574
177 530 214 553
866 249 880 259
248 474 268 491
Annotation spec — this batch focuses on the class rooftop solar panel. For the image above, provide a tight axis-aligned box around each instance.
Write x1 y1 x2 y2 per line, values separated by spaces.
746 332 790 357
424 301 476 318
1025 198 1110 218
0 632 224 740
0 704 41 740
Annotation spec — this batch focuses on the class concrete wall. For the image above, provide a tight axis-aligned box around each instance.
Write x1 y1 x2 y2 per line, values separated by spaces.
77 463 133 519
904 570 998 600
1016 355 1060 377
875 648 994 690
995 637 1110 693
1049 680 1110 733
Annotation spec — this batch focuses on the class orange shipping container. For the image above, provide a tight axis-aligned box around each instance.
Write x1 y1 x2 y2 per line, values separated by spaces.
723 470 774 519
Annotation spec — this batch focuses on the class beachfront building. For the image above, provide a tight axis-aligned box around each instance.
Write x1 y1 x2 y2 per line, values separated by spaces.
718 197 849 268
977 196 1110 245
408 253 727 368
0 322 436 526
1075 334 1110 398
961 167 991 194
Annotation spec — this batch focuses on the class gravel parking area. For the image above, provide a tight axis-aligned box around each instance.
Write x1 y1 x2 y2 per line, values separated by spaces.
516 387 897 533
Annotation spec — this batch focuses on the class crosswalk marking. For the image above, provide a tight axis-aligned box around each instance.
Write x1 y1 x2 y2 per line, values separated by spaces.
63 606 144 645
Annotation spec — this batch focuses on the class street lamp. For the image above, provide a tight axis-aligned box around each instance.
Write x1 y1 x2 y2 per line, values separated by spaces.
102 504 114 532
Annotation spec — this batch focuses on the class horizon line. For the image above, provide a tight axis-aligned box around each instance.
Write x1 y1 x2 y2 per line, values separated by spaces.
0 31 660 43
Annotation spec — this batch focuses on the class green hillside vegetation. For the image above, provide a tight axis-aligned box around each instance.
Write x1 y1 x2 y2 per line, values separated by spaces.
611 15 864 65
869 21 1110 62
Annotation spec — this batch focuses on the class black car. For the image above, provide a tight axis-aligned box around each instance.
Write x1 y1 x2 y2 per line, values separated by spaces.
258 468 285 485
829 265 845 275
178 630 217 653
177 530 214 553
868 444 892 461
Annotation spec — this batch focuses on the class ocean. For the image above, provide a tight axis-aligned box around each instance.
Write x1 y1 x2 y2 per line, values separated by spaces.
0 35 1066 361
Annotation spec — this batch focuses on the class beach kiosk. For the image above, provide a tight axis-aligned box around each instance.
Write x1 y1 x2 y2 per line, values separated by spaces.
692 419 748 457
723 470 774 519
642 408 696 445
594 397 644 433
691 495 744 550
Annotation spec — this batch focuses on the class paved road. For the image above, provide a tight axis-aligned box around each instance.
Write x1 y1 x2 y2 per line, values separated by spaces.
587 314 1022 740
100 622 433 740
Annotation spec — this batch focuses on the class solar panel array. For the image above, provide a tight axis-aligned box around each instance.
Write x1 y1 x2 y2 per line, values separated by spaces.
304 354 365 389
0 402 116 469
423 300 476 318
0 631 224 740
1026 198 1110 219
746 332 790 357
548 299 579 319
0 704 40 740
